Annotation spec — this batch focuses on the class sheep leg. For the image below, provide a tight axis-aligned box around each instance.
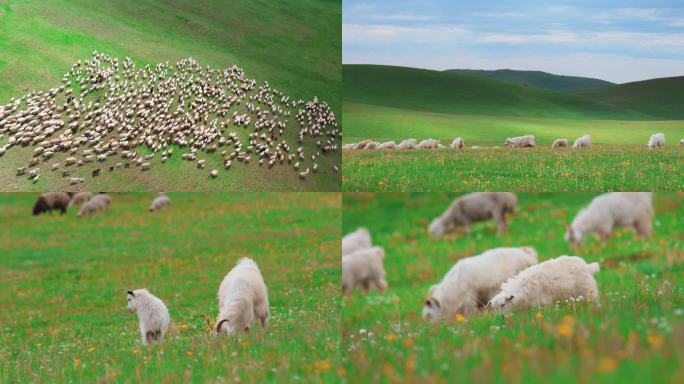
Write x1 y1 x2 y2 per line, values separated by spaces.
462 221 471 236
361 280 371 292
493 209 508 235
59 206 66 215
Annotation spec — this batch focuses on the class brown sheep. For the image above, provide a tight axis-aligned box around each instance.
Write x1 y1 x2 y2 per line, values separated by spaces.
33 192 71 215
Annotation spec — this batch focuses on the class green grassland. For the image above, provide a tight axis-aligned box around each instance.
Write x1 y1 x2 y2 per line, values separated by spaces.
341 65 684 192
0 0 341 191
444 69 615 93
0 192 341 382
342 192 684 383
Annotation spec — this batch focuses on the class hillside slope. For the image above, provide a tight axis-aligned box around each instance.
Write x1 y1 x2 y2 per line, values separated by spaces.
444 69 614 92
579 76 684 120
343 65 653 119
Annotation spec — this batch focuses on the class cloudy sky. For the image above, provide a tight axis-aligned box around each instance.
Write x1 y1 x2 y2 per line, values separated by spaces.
343 0 684 83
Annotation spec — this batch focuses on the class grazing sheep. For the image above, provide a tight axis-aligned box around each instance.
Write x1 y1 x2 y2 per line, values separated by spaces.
342 246 387 294
565 192 653 246
423 247 538 321
91 193 112 207
342 227 372 256
573 134 592 149
680 138 684 146
471 145 479 150
68 192 92 207
416 139 440 150
210 169 218 178
215 258 269 336
505 135 535 148
488 256 600 315
429 192 517 237
32 192 71 215
77 199 107 217
353 140 372 150
377 141 397 150
342 143 356 150
450 137 464 149
149 194 171 212
648 133 665 148
364 141 380 150
551 138 569 148
127 289 170 346
397 138 418 150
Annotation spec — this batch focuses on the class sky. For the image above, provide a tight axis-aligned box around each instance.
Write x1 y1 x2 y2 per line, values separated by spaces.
343 0 684 83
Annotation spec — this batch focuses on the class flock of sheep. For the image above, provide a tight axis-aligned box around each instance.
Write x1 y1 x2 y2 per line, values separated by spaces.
0 52 340 184
128 257 269 346
343 132 679 151
31 191 170 217
343 192 654 320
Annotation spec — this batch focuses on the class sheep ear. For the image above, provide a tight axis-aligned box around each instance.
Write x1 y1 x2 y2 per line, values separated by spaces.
505 295 514 302
127 290 134 297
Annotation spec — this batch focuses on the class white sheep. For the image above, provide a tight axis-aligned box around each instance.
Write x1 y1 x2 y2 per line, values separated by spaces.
423 247 538 321
127 289 170 346
416 139 440 150
149 194 171 212
488 256 600 314
377 141 397 150
342 246 387 294
450 137 464 149
397 138 417 150
551 138 569 148
77 199 106 217
573 134 592 149
680 138 684 146
68 192 92 207
648 133 665 148
505 135 535 148
342 227 372 256
565 192 653 246
91 193 112 207
215 258 269 336
429 192 517 237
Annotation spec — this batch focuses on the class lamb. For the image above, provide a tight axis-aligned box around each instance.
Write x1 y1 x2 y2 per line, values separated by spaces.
342 227 372 256
149 194 171 212
573 134 592 149
429 192 517 237
648 133 665 148
32 192 71 215
488 256 600 315
215 258 269 336
68 192 92 207
565 192 653 246
397 138 417 150
505 135 535 148
377 141 397 150
551 138 569 148
450 137 464 149
416 139 440 150
77 199 106 217
342 246 387 294
127 289 170 346
423 247 538 321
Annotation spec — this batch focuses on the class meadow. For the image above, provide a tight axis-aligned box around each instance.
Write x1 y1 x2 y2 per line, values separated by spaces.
342 65 684 192
0 193 341 382
0 0 341 191
342 192 684 383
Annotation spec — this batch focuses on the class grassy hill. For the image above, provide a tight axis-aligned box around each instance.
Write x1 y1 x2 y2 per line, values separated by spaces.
0 0 341 191
343 65 652 119
444 69 615 93
0 193 341 382
580 76 684 120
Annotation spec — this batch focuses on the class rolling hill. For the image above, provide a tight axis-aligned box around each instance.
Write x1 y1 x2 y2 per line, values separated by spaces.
579 76 684 120
444 69 614 92
343 64 653 119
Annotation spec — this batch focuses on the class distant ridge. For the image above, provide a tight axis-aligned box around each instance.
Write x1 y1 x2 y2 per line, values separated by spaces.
444 68 615 93
343 64 655 119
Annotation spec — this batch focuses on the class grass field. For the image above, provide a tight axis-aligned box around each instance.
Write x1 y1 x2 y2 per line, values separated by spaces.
0 0 341 191
0 193 341 382
342 192 684 383
341 65 684 192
